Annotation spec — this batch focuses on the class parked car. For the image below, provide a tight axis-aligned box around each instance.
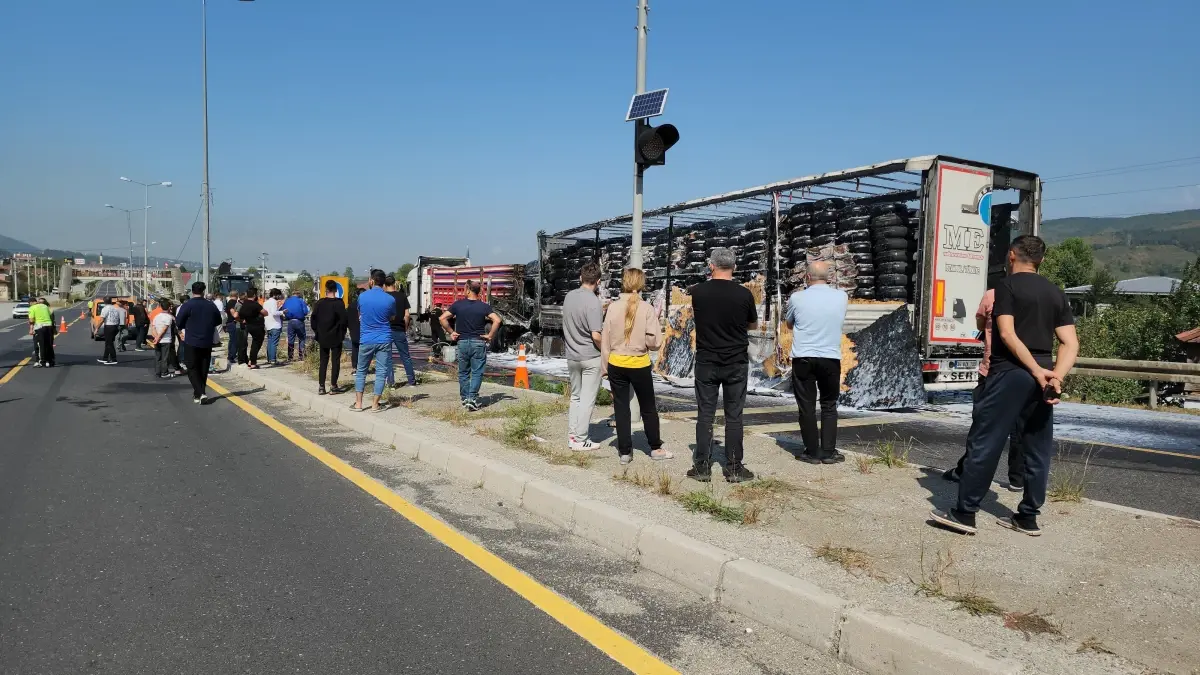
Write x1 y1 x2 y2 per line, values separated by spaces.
12 302 30 320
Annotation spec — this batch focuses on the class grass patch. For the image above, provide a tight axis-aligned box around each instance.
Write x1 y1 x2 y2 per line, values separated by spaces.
871 434 913 468
730 477 795 502
596 387 613 406
499 400 543 451
529 374 566 395
1077 637 1115 655
854 454 874 474
677 490 744 524
1003 610 1063 639
430 404 472 426
949 591 1003 617
548 450 596 468
656 470 676 496
742 500 763 525
472 399 567 420
1048 446 1093 503
816 544 875 576
614 467 676 496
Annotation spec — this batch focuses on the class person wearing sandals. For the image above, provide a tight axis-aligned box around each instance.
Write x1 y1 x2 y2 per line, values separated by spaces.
601 268 672 464
351 270 397 413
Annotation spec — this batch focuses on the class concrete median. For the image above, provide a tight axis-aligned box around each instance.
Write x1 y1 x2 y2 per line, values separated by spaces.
636 524 736 601
838 609 1020 675
720 558 846 653
571 499 652 561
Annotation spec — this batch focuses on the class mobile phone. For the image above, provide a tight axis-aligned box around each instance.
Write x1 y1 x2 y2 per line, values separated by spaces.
1043 384 1058 401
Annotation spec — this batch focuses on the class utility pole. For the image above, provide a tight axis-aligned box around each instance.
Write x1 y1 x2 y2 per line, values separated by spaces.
259 252 268 289
629 0 649 270
201 0 212 289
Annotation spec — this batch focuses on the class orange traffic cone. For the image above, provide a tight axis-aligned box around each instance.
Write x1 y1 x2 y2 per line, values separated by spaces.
513 344 530 389
80 309 87 320
59 317 68 333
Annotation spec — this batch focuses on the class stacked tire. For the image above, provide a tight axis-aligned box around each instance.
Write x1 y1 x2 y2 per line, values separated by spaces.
870 203 913 301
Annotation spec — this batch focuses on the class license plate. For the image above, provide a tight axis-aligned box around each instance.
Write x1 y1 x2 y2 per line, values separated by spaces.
946 359 979 371
936 370 979 383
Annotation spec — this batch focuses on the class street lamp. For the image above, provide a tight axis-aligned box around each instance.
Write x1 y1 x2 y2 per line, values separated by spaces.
106 204 151 291
120 177 171 282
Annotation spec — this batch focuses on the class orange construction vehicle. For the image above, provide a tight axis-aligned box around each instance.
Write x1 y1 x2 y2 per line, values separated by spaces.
89 296 136 341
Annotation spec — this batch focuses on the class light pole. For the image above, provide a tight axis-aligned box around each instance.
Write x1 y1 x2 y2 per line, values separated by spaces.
120 177 171 282
106 204 151 292
201 0 256 289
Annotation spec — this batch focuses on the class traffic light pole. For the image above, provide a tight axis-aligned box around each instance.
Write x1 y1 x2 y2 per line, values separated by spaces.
629 0 648 270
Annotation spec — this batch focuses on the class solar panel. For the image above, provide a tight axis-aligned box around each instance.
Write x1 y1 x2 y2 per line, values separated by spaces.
625 88 669 121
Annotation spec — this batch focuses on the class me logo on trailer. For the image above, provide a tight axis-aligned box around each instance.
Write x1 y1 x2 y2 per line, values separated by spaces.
941 187 992 253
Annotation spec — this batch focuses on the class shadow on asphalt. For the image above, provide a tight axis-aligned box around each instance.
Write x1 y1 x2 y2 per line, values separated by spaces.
207 386 266 402
0 398 22 406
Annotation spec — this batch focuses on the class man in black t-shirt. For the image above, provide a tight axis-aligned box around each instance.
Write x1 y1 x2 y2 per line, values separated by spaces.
384 275 417 388
688 248 759 483
236 289 267 368
932 235 1079 538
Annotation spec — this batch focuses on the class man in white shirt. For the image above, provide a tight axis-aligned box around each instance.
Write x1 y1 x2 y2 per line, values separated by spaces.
150 299 179 378
98 297 127 365
263 289 285 365
784 260 849 465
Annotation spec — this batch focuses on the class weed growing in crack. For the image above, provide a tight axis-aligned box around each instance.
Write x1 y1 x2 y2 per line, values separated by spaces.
677 490 744 524
1049 444 1093 503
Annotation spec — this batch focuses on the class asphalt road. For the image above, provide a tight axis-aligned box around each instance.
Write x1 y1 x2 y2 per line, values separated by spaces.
0 323 644 674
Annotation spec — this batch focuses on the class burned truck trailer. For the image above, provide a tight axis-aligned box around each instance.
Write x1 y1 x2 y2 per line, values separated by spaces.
534 155 1041 391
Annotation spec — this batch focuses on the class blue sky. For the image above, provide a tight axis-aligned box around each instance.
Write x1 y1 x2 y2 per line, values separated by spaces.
1 0 1198 272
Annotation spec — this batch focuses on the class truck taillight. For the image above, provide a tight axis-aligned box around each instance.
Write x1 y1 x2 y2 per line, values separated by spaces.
933 279 946 317
921 361 940 372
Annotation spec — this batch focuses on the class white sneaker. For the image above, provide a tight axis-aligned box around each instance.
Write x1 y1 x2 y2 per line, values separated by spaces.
569 437 599 451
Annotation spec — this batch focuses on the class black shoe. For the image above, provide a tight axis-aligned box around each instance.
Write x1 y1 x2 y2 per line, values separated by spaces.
723 464 755 483
996 515 1041 537
821 452 846 465
797 451 822 465
942 467 961 482
318 387 327 396
686 465 712 482
929 508 978 535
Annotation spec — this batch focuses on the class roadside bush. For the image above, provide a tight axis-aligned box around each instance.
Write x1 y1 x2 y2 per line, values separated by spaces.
1062 375 1143 404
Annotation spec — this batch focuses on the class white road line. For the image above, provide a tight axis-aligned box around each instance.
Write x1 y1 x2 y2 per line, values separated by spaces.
18 335 32 341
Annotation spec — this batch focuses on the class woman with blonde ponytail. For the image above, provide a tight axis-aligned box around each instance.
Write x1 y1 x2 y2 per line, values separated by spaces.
600 268 671 464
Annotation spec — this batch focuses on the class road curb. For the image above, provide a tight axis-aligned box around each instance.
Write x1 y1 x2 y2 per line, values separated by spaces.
222 365 1023 675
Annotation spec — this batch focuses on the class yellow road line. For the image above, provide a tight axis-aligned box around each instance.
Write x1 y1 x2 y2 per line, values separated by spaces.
1055 438 1199 461
0 357 31 387
207 380 679 675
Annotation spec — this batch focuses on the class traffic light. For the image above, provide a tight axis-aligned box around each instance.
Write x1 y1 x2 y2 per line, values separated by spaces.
634 121 679 169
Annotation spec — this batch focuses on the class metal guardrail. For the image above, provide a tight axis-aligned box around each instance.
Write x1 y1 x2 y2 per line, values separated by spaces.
1070 357 1200 408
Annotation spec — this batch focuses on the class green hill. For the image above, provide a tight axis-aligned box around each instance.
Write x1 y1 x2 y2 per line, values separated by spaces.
1041 209 1200 279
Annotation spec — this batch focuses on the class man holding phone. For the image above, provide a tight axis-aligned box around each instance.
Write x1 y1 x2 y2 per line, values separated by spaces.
931 235 1078 537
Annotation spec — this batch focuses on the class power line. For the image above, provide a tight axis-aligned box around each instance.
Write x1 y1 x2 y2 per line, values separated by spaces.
1045 155 1200 182
176 199 205 261
1044 182 1200 202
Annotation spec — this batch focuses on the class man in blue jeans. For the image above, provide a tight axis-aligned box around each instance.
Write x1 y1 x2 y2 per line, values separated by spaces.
440 280 502 411
383 274 417 389
281 289 310 361
352 270 397 413
263 289 284 365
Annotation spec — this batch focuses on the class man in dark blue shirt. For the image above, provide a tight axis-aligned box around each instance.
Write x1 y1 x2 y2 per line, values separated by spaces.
281 290 310 361
352 270 396 412
175 281 224 404
440 280 501 411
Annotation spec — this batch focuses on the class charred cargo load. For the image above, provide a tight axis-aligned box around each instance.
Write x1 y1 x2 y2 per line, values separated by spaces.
535 155 1041 397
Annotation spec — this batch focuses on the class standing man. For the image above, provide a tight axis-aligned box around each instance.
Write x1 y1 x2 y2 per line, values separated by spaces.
689 248 758 483
351 270 396 412
263 289 284 365
346 287 362 372
384 274 417 389
237 289 267 368
441 280 501 411
149 298 177 379
131 298 150 351
282 289 310 361
785 260 849 465
429 303 446 344
175 281 223 404
98 296 125 365
562 262 604 450
942 288 1026 490
28 297 55 368
310 279 349 395
932 235 1078 536
223 291 241 370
